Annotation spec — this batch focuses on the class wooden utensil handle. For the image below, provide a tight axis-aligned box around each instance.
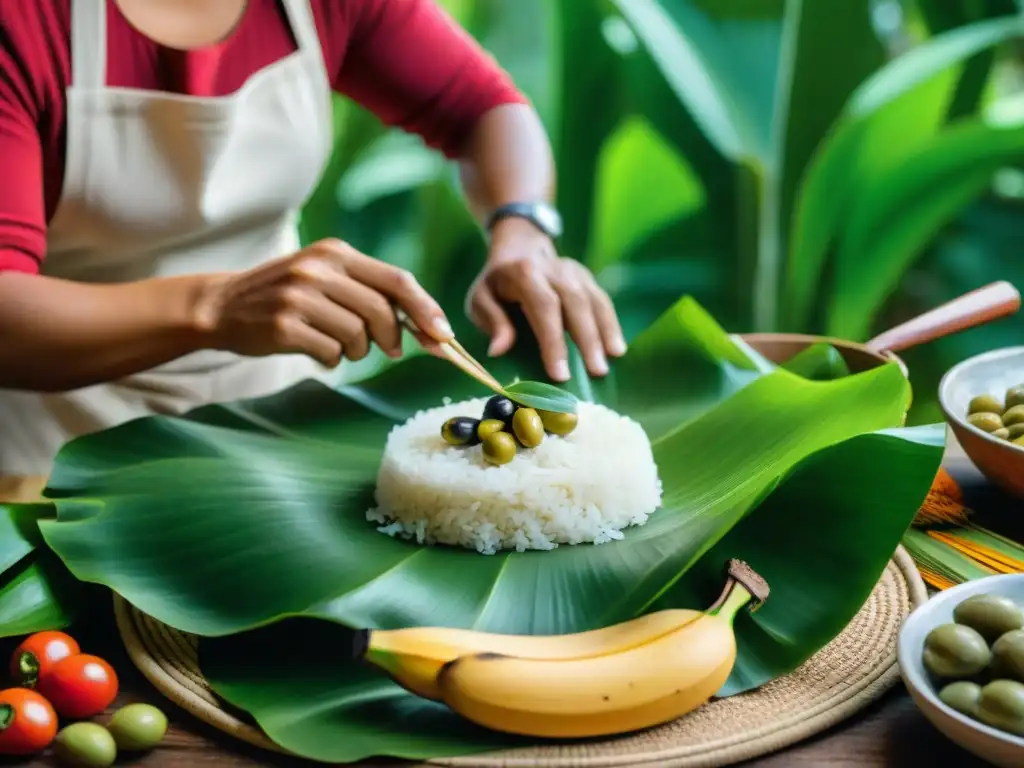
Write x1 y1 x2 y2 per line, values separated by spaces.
865 281 1021 354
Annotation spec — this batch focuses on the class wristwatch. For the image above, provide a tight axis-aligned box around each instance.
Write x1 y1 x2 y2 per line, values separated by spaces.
486 202 564 240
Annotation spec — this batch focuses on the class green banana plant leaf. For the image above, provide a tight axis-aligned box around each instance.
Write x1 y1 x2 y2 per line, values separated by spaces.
828 110 1024 339
915 0 1018 121
550 0 623 261
785 15 1024 332
772 0 886 258
467 0 555 127
200 364 941 762
609 0 782 329
0 556 80 638
778 341 851 380
334 131 448 212
197 421 945 763
609 0 782 165
0 504 81 635
749 0 884 330
588 116 705 275
2 296 944 762
0 503 46 573
654 423 944 697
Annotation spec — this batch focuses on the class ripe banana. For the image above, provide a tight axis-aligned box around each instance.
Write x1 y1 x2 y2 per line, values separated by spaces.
433 558 769 738
360 608 704 701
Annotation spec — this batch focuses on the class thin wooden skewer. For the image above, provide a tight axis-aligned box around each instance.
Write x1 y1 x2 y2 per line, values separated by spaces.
395 309 505 395
447 337 497 383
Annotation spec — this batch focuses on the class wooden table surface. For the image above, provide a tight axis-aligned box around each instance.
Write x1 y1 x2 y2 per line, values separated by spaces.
2 443 1014 768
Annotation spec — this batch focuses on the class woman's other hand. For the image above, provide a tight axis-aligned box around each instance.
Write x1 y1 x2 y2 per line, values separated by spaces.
467 218 627 382
194 239 453 367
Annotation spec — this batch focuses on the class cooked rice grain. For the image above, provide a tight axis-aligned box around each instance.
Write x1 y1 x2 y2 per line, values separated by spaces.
366 398 663 554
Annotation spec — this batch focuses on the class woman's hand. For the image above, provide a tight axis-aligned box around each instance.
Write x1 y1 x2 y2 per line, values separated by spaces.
194 238 453 367
467 219 627 382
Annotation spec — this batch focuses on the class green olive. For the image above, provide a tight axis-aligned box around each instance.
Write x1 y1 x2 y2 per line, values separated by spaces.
969 394 1005 416
1003 405 1024 427
1014 435 1024 448
992 629 1024 682
477 419 506 441
107 703 168 751
922 623 991 678
538 409 578 436
482 432 517 466
1007 385 1024 409
512 408 545 448
441 417 480 446
482 395 516 426
54 723 117 768
977 679 1024 735
967 412 1005 433
994 428 1012 440
1007 423 1024 440
939 680 982 718
953 593 1024 643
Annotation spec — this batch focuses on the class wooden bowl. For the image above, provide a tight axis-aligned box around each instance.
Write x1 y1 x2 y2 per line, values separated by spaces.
737 332 908 376
898 573 1024 768
939 347 1024 500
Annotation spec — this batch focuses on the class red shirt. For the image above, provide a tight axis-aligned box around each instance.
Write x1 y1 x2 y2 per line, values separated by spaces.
0 0 525 274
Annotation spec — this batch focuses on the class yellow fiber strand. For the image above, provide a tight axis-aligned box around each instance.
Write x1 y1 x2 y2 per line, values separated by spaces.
931 531 1024 570
928 531 1024 573
916 566 958 591
915 498 972 527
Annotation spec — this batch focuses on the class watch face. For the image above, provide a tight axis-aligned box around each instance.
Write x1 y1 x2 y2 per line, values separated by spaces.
534 204 563 237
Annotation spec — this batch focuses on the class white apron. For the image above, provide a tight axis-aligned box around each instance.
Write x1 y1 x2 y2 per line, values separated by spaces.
0 0 335 477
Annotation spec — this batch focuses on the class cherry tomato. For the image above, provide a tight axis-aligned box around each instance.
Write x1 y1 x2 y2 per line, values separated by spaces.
9 630 81 688
37 654 119 719
0 688 58 755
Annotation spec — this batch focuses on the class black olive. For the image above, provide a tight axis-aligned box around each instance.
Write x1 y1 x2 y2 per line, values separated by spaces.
482 395 517 426
441 417 480 446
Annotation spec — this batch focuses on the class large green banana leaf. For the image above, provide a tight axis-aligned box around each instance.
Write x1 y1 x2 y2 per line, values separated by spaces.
785 15 1024 334
1 296 945 762
200 423 943 762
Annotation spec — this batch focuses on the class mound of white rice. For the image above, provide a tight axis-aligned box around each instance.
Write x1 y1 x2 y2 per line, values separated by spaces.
366 398 663 555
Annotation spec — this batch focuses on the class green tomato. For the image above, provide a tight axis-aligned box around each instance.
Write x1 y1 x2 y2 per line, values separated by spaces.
107 703 168 751
53 723 117 768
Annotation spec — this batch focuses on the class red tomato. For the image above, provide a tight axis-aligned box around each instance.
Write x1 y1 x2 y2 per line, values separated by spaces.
0 688 58 755
9 631 81 688
37 655 119 719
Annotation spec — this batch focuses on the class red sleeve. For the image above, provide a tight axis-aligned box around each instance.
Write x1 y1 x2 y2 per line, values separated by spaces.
0 22 50 275
329 0 526 158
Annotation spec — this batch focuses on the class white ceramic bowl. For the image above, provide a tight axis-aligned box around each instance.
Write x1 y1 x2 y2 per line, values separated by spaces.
898 573 1024 767
939 346 1024 499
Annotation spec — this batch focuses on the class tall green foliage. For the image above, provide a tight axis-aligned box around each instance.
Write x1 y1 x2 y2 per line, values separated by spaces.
300 0 1024 419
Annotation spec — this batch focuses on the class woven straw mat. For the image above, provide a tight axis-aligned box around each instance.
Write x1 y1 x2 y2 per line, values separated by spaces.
114 546 926 767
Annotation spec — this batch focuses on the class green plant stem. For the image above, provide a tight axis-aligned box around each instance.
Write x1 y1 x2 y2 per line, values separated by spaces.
15 653 38 687
752 162 781 332
735 163 764 330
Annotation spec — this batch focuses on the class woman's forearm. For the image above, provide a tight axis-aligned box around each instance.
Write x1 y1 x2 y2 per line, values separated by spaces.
0 271 211 392
458 103 555 224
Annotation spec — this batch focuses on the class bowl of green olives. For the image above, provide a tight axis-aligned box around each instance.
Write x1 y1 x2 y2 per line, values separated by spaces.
898 573 1024 767
939 347 1024 499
